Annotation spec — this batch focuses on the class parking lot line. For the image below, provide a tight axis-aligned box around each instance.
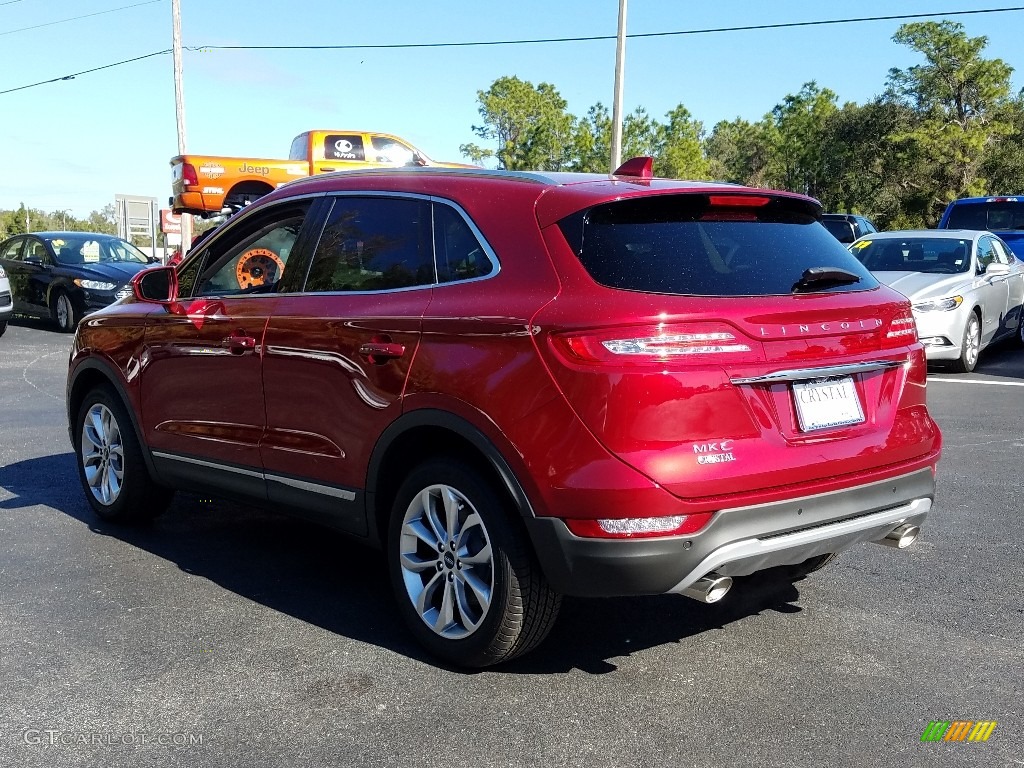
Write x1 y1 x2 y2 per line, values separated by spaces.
928 377 1024 386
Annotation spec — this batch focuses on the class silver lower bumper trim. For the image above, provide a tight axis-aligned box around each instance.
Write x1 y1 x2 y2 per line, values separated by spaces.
666 497 931 593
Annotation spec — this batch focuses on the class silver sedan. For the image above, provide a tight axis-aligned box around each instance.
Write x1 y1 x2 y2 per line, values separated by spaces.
849 229 1024 372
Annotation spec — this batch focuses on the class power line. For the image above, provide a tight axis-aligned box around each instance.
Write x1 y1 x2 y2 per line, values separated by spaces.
0 0 162 37
4 5 1024 95
0 49 169 95
196 6 1024 50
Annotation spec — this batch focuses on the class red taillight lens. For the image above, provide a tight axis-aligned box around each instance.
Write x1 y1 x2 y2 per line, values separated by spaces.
555 324 760 365
883 308 918 347
181 162 198 186
565 512 714 539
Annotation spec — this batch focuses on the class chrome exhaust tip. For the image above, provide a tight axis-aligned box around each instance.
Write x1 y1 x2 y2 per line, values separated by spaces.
875 523 920 549
680 573 733 603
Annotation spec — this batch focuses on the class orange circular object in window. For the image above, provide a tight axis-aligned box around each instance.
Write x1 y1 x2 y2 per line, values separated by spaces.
236 248 285 289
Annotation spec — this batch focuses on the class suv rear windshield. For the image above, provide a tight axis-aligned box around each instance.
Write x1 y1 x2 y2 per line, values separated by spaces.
560 195 877 296
945 200 1024 231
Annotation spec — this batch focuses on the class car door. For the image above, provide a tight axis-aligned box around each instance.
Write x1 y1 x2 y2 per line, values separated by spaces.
973 235 1009 344
0 237 29 312
260 193 434 534
141 199 317 500
992 237 1024 336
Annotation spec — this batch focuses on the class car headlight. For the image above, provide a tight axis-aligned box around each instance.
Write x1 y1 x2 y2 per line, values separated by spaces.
912 296 963 312
74 279 118 291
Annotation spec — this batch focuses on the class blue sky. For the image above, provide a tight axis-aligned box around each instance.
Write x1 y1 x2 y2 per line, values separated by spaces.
2 0 1024 216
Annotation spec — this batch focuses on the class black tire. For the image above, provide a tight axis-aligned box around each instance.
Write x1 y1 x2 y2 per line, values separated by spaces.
951 310 981 373
51 289 81 333
1016 311 1024 347
0 319 7 338
387 459 560 667
74 384 173 523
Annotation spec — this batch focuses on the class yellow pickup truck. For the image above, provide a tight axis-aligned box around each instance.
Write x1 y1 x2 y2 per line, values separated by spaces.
170 130 475 216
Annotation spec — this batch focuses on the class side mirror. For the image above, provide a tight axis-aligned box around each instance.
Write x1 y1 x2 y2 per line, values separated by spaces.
412 152 428 167
132 266 178 303
985 262 1010 277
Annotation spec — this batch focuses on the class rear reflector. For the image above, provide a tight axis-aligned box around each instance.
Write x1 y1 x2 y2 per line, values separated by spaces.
565 512 714 539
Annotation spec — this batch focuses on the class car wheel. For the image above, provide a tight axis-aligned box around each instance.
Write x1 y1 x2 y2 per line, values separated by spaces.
74 384 173 523
51 290 80 333
951 311 981 373
388 459 560 667
1016 311 1024 347
0 319 6 338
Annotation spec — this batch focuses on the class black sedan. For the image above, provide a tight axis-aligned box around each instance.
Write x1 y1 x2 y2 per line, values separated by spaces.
0 232 155 332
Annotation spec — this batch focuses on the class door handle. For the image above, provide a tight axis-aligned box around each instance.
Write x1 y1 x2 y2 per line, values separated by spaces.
222 334 257 354
320 167 336 172
358 341 406 362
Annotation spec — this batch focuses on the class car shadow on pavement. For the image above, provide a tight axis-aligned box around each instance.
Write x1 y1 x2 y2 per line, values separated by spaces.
0 452 804 674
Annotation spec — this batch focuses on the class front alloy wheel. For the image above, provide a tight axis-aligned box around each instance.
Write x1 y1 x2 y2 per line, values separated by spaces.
81 402 124 506
388 460 560 667
953 312 981 373
53 291 78 333
74 385 173 523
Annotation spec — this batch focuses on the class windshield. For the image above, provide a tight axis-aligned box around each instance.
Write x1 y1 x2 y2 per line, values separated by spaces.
45 235 149 265
945 201 1024 231
850 237 971 274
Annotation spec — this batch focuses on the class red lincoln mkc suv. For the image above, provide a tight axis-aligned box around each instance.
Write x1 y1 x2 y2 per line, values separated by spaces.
66 158 941 667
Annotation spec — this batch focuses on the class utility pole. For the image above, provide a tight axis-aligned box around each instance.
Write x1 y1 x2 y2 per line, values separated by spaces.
610 0 627 172
172 0 192 254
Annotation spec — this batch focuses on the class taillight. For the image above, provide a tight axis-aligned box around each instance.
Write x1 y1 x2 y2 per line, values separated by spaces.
565 512 714 539
554 323 761 365
707 194 771 207
883 308 918 347
181 162 198 186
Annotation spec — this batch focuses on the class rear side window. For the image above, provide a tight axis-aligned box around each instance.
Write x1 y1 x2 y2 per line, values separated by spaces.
945 200 1024 231
323 134 366 162
562 195 877 296
433 204 496 283
305 196 434 292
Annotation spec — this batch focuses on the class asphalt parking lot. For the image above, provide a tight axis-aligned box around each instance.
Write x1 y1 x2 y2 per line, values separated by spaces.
0 316 1021 768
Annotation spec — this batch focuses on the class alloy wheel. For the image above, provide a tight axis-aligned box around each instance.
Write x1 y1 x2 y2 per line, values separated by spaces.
80 403 124 506
964 315 981 369
56 293 73 330
398 484 494 640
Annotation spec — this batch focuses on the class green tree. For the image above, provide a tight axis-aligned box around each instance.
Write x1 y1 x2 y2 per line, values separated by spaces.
768 82 839 198
461 76 574 170
704 118 774 186
885 20 1014 223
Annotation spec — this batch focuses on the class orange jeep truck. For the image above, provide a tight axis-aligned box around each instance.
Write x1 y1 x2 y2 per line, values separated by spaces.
170 130 475 216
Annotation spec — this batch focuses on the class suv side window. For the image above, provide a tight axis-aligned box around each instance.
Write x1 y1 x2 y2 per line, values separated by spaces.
193 201 311 297
434 203 496 282
304 196 434 292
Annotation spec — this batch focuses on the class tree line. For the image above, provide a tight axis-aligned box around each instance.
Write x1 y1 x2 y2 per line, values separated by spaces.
0 203 117 241
459 21 1024 229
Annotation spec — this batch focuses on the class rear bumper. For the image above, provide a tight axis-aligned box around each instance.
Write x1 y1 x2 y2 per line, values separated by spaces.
525 467 934 597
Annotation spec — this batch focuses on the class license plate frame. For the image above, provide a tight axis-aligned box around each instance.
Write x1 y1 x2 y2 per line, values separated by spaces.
792 375 865 432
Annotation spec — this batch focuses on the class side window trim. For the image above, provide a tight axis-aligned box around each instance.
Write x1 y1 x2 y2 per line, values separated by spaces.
190 199 316 299
429 197 501 287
